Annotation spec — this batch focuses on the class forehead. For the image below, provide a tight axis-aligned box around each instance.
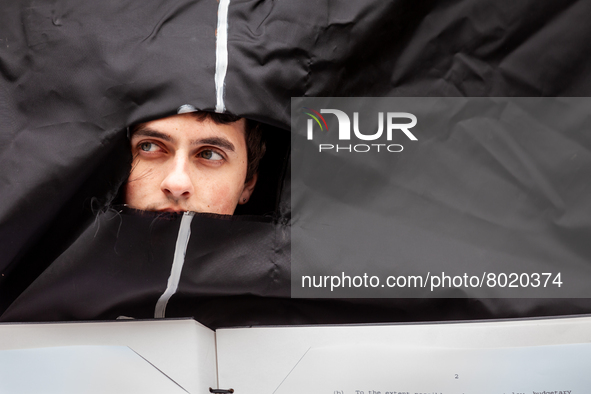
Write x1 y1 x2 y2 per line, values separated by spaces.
132 113 247 144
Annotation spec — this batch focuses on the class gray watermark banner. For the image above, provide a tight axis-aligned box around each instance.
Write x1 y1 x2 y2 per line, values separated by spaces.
291 97 591 298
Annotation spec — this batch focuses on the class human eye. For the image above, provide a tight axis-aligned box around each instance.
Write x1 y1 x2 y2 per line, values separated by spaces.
138 141 163 153
198 149 224 161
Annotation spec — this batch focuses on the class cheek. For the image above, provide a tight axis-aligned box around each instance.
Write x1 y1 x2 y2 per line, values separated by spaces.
124 175 143 206
197 180 243 214
124 179 140 204
213 184 238 211
125 161 155 205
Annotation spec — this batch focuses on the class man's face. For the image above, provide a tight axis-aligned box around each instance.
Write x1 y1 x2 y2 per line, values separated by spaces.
125 113 256 214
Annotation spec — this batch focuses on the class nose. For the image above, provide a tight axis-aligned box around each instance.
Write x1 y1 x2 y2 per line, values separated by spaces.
161 156 194 199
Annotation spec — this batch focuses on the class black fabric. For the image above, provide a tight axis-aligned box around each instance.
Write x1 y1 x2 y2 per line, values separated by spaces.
2 0 591 326
1 208 290 323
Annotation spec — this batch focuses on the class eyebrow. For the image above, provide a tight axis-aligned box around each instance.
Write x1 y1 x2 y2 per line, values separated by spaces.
191 137 235 152
132 128 173 142
132 127 235 152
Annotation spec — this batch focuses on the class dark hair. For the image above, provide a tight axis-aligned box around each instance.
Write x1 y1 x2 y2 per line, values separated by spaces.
189 112 266 183
130 111 266 183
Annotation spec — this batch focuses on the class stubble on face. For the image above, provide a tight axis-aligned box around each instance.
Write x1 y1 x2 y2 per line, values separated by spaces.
124 114 252 215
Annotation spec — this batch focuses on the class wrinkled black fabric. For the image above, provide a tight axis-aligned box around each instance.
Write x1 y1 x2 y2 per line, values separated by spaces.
2 208 290 322
291 97 591 299
2 0 591 326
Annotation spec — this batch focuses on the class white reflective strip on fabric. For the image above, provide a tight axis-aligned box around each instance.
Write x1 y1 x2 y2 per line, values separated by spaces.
154 212 195 318
214 0 230 113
